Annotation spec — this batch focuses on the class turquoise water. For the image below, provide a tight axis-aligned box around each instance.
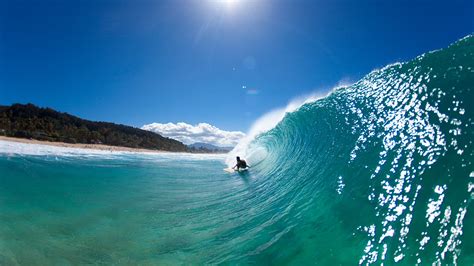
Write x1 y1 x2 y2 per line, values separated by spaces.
0 154 260 264
1 35 473 265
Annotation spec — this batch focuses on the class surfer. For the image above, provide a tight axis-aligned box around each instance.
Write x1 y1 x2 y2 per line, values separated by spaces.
232 156 249 171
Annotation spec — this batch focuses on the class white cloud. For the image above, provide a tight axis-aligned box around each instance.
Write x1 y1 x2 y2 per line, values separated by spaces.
141 122 245 147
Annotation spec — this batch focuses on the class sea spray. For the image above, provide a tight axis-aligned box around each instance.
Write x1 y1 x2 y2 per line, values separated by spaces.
226 90 333 167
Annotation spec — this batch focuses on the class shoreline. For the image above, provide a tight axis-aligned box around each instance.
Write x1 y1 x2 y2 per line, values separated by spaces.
0 136 168 154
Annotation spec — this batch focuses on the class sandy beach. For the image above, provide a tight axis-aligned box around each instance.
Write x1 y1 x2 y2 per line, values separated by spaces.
0 136 167 153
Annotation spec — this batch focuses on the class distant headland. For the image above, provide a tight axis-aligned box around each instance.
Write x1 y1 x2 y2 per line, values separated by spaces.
0 103 228 153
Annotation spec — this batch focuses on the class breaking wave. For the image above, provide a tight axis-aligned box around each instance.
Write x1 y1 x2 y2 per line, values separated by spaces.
228 35 474 264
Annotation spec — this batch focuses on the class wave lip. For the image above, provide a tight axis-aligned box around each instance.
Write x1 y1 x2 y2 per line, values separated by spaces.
226 90 335 167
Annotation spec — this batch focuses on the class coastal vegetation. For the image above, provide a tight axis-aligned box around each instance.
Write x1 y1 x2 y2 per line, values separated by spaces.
0 103 192 152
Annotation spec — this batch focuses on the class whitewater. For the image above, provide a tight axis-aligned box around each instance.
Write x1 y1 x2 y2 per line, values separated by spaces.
0 35 473 265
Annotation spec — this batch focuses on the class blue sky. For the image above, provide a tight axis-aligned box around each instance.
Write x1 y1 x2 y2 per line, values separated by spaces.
1 0 473 134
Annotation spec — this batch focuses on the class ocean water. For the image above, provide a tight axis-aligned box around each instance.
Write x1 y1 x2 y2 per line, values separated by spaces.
1 35 473 265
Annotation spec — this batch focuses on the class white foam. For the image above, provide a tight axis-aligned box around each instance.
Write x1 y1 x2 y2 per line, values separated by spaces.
0 140 225 160
0 140 119 156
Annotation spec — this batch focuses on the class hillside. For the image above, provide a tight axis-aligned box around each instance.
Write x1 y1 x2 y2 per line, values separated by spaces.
0 103 189 152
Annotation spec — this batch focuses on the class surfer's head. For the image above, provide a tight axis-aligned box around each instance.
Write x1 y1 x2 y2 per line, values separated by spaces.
236 156 240 161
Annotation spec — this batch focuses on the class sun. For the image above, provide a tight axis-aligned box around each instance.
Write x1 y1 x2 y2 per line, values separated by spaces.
218 0 240 10
224 0 238 6
205 0 249 15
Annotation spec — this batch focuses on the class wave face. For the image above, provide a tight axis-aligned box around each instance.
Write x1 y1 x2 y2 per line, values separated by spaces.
241 35 473 264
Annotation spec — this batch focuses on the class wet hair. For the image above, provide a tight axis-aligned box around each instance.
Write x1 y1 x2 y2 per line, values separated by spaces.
236 156 240 161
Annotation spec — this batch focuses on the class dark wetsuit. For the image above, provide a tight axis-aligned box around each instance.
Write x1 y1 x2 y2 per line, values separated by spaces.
236 160 247 169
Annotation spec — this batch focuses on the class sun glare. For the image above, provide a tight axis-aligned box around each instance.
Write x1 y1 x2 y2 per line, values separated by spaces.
218 0 240 10
225 0 238 6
